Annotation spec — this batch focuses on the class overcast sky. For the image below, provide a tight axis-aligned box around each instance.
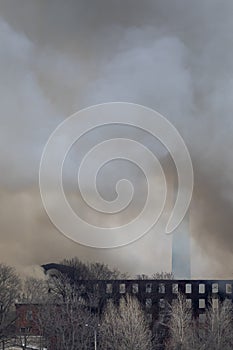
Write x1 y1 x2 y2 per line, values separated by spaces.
0 0 233 278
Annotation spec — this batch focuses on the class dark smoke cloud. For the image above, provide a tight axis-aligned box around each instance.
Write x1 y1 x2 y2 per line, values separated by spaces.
0 0 233 277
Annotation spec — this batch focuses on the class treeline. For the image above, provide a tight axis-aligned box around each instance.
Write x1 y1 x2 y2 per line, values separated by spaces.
0 259 233 349
164 293 233 350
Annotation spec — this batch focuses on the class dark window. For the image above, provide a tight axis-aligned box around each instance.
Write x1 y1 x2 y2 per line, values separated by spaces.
146 283 152 293
212 283 218 293
212 298 218 309
145 298 152 309
159 283 165 293
185 284 192 293
199 284 205 294
172 283 178 294
159 299 165 308
26 310 33 321
199 299 205 309
132 283 138 294
199 313 206 323
226 284 232 294
119 283 126 294
106 284 112 294
20 327 31 333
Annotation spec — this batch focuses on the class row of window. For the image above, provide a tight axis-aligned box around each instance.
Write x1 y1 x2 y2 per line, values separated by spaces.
105 283 232 295
144 298 227 310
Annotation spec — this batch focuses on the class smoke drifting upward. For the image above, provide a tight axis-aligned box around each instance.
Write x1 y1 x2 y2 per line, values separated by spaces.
0 0 233 278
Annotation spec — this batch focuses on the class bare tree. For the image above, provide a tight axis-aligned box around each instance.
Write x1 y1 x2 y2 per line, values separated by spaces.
136 272 174 280
47 271 73 303
100 294 152 350
165 295 233 350
43 258 128 282
13 277 50 350
45 258 128 311
87 261 128 280
165 293 193 350
135 274 150 280
152 272 174 280
0 263 21 345
20 276 49 303
38 289 92 350
192 298 233 350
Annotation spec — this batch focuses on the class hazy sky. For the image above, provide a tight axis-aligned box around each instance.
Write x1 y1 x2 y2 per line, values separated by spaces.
0 0 233 278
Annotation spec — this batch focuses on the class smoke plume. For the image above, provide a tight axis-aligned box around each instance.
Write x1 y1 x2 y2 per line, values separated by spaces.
0 0 233 278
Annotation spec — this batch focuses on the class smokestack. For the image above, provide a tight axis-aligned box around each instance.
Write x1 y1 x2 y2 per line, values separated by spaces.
168 163 191 279
172 210 191 279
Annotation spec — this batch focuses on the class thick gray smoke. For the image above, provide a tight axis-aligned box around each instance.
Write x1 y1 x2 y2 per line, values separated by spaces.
0 0 233 278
